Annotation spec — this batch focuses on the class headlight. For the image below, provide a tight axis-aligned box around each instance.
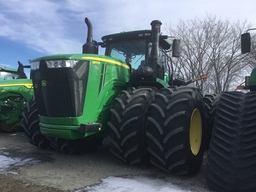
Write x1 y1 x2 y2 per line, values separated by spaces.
46 60 79 68
31 61 40 70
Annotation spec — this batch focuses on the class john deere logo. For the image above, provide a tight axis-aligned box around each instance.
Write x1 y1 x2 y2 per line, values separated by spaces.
41 80 47 87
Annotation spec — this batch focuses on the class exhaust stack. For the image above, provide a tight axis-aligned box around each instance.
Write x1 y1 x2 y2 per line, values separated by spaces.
148 20 163 79
82 17 98 54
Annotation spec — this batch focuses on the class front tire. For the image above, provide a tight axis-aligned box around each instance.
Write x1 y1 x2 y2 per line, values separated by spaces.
147 86 206 175
21 95 51 149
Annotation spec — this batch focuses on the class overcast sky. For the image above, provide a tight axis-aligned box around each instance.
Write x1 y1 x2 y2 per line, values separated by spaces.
1 0 256 69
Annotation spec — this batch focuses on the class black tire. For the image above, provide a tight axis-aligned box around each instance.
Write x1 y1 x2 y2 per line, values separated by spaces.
48 136 103 154
21 95 51 149
147 86 206 175
107 87 156 165
203 94 220 149
206 91 256 192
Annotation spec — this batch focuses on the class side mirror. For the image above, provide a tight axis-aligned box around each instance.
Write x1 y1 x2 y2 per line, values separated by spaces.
241 33 251 54
172 39 181 57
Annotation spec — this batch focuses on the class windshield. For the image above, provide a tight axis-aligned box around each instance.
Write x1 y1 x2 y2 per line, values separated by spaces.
0 71 18 80
109 40 146 70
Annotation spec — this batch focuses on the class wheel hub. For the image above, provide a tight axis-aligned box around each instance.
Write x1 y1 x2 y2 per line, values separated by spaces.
189 109 202 155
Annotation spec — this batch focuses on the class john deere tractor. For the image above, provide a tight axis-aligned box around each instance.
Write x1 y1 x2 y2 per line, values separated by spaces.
0 61 33 132
206 29 256 191
24 17 207 175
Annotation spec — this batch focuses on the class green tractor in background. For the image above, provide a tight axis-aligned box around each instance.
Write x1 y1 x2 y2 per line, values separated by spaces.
23 17 207 175
0 61 33 133
206 29 256 191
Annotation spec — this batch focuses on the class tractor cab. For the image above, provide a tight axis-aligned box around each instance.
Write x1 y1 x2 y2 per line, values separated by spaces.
241 29 256 90
83 18 180 87
0 68 18 80
0 61 30 80
102 23 180 86
102 30 171 70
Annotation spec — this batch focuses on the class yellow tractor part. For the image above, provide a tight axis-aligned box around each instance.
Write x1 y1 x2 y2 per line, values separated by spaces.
1 121 17 132
189 109 202 155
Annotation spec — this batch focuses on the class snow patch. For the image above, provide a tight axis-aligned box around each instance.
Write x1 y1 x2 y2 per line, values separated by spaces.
77 176 191 192
0 149 40 174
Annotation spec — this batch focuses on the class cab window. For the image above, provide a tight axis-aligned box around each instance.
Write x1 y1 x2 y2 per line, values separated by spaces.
108 40 146 70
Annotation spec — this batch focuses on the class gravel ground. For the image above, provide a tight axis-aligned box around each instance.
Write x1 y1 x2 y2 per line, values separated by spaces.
0 133 215 192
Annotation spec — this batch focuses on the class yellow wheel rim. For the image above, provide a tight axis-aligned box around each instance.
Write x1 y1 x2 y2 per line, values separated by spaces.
189 109 202 155
1 121 17 132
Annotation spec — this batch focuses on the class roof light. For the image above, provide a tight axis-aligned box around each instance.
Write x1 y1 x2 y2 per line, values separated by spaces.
31 61 40 70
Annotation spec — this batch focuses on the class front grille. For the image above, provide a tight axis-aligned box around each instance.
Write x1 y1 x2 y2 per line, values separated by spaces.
31 60 89 117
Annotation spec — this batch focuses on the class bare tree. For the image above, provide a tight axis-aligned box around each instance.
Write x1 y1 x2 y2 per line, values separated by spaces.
167 16 252 94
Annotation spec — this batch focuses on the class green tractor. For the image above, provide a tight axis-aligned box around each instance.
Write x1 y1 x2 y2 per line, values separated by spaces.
24 18 207 175
206 29 256 191
0 61 33 133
